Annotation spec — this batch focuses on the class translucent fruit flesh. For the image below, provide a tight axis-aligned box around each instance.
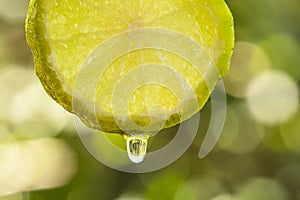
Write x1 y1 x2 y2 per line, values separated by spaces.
26 0 234 134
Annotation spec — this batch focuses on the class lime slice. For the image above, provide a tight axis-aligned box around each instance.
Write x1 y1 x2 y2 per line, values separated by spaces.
26 0 234 135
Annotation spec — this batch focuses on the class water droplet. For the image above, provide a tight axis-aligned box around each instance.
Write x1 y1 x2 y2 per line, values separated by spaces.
125 136 148 164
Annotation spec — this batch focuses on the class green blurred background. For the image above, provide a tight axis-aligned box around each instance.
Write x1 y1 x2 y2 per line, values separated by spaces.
0 0 300 199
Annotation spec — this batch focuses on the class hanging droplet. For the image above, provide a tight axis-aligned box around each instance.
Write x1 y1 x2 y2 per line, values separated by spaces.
125 136 148 164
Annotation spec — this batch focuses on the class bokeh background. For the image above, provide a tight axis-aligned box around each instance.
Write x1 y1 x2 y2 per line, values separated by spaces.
0 0 300 199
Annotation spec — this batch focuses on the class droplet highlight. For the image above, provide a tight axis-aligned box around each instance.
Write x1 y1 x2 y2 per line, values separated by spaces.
126 136 148 164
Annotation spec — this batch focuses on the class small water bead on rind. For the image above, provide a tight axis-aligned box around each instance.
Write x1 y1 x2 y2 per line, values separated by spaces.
125 135 149 164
